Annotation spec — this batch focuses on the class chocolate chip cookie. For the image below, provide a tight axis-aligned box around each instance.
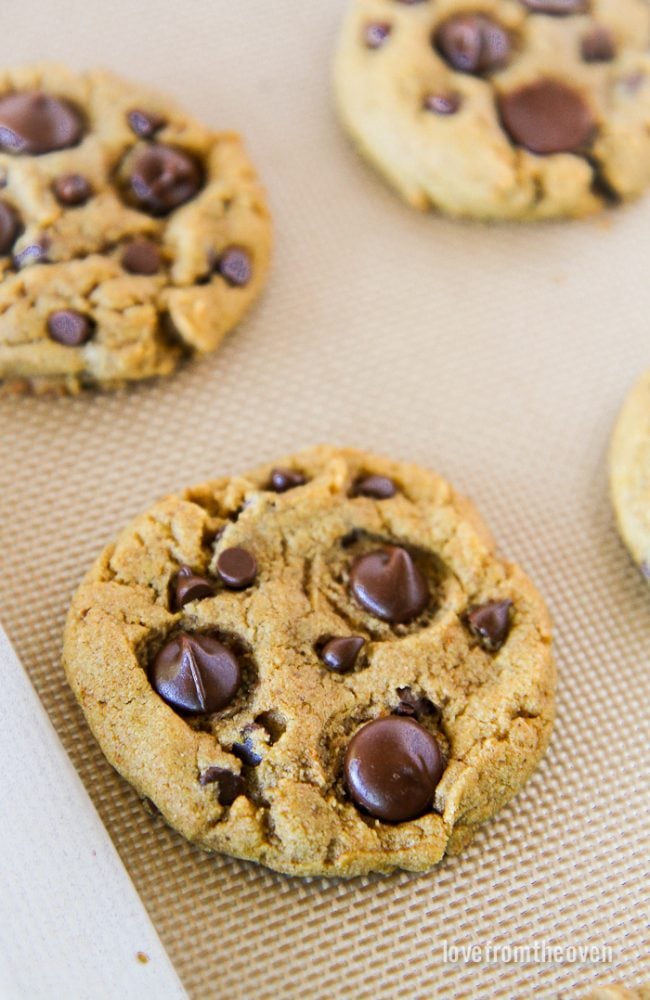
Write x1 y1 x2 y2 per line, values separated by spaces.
63 446 555 877
0 64 271 393
334 0 650 220
610 370 650 579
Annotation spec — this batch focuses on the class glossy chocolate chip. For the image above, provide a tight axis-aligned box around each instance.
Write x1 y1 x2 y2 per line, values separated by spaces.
122 238 162 275
365 23 392 48
434 15 511 75
171 565 214 611
127 109 165 139
394 686 439 720
216 547 258 590
46 310 94 347
199 766 245 806
349 546 429 624
0 202 21 254
126 144 203 216
268 468 307 493
351 475 397 500
424 92 462 115
0 92 84 154
522 0 588 12
217 247 252 287
467 599 513 651
499 79 595 155
319 636 365 674
13 238 48 268
581 26 615 62
150 633 241 714
344 717 444 822
52 173 92 206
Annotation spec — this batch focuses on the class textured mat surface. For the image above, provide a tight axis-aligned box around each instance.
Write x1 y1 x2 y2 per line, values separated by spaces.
1 2 649 998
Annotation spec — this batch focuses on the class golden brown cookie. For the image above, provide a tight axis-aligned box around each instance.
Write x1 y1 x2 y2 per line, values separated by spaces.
64 446 555 877
0 64 271 393
334 0 650 220
610 369 650 578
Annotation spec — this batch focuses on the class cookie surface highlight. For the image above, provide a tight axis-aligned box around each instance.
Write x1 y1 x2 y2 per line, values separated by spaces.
64 446 555 877
610 369 650 578
0 64 271 393
334 0 650 220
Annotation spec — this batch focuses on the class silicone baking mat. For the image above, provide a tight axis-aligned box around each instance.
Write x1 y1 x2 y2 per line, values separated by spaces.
1 2 648 997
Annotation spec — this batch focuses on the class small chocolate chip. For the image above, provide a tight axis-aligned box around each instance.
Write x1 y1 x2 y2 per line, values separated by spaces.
216 547 258 590
351 475 397 500
0 92 84 155
13 238 49 268
52 173 92 206
434 15 511 76
199 766 245 806
268 468 307 493
581 26 615 62
349 546 429 624
394 686 439 721
150 632 242 714
46 309 94 347
365 23 392 49
127 109 165 139
233 728 264 767
217 247 252 287
499 79 596 155
0 201 21 254
424 92 462 115
126 144 203 216
341 529 362 549
344 717 444 822
122 238 162 275
522 0 588 12
467 599 513 651
171 565 214 611
319 636 365 674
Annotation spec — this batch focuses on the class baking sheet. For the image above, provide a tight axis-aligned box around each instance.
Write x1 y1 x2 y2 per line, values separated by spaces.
1 1 649 997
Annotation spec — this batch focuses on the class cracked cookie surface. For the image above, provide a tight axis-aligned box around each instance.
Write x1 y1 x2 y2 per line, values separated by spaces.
334 0 650 220
63 446 555 877
610 369 650 579
0 64 271 393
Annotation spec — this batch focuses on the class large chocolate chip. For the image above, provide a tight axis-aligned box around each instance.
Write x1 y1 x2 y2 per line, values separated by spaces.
349 546 429 624
46 310 94 347
0 92 84 155
150 633 241 714
581 26 615 63
434 15 511 75
199 766 245 806
0 201 21 254
122 238 162 275
127 109 165 139
351 475 397 500
499 80 596 155
364 23 392 49
217 247 252 287
522 0 588 13
52 173 92 206
344 717 443 822
268 468 306 493
319 636 365 674
467 599 513 651
171 565 214 611
216 547 258 590
126 144 203 216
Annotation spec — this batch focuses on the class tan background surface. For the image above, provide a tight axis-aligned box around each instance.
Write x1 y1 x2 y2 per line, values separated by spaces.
1 2 649 997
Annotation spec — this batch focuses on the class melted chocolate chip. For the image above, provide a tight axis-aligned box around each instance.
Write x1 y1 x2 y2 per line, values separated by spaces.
581 26 615 62
467 599 513 651
344 717 443 822
171 565 214 611
217 247 252 287
199 766 245 806
434 15 511 75
150 633 242 714
0 92 84 155
522 0 588 12
46 310 94 347
365 23 392 49
216 547 258 590
52 173 92 207
499 79 596 155
424 92 462 115
351 475 397 500
349 546 429 624
268 468 306 493
122 238 162 275
13 238 49 268
319 636 365 674
0 201 21 254
126 144 203 216
394 686 439 721
127 109 165 139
